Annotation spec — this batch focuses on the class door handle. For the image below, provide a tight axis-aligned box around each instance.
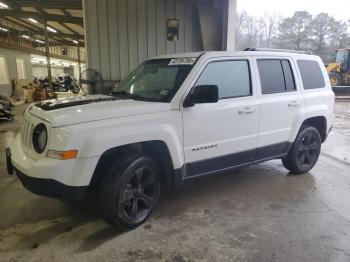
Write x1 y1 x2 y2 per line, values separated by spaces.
238 106 256 114
288 101 302 107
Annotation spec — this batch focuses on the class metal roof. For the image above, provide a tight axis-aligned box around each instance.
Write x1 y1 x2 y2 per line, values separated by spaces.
0 0 84 46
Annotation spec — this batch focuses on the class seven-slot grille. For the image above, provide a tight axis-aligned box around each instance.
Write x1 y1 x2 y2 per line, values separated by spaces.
21 119 34 150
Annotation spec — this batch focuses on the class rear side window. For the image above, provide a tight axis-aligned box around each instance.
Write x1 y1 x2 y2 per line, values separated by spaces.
297 60 325 89
196 60 251 99
257 59 296 94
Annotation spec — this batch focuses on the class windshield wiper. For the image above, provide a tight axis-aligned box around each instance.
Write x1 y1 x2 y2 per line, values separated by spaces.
112 91 144 100
112 90 132 98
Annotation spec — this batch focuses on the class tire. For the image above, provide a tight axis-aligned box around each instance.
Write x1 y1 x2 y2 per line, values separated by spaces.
71 84 80 94
98 152 160 230
329 72 342 86
282 126 321 174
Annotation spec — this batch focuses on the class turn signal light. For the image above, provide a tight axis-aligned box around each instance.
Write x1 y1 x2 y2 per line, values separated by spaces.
47 149 78 160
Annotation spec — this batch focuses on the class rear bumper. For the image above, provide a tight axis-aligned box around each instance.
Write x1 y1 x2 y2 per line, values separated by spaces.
324 124 333 142
14 166 87 201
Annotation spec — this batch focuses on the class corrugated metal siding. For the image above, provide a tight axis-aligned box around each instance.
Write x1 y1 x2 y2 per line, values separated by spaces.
84 0 202 81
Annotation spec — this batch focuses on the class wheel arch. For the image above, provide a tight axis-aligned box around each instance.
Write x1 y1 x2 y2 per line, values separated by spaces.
301 116 327 143
88 140 177 191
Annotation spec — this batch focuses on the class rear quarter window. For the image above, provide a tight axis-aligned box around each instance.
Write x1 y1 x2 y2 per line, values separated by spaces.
297 60 325 89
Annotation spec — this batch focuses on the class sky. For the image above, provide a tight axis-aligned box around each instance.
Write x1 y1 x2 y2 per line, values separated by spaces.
237 0 350 21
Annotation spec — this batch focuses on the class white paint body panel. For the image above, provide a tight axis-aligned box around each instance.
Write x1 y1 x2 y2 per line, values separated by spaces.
182 57 260 163
10 51 334 188
11 134 100 186
182 97 260 163
28 94 173 127
252 56 305 147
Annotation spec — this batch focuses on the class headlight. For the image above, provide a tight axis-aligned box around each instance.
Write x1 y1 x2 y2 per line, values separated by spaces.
32 123 47 153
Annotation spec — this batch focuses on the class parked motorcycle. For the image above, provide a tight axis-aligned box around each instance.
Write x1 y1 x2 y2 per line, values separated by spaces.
0 97 14 121
37 74 80 94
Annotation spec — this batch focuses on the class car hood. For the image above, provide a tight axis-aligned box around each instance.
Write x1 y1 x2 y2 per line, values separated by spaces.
27 94 172 127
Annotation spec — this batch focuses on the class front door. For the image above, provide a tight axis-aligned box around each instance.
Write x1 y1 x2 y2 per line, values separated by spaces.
182 58 260 178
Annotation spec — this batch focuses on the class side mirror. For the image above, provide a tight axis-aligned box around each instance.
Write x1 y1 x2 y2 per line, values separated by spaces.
184 85 219 107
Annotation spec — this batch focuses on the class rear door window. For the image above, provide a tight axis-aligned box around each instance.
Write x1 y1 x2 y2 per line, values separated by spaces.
297 60 325 89
257 59 296 94
281 60 296 92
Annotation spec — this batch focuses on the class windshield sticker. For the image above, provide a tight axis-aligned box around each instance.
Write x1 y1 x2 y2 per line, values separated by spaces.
169 57 196 65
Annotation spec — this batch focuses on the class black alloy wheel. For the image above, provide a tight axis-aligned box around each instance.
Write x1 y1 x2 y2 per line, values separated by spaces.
99 153 160 230
121 166 159 224
296 132 319 169
282 126 321 174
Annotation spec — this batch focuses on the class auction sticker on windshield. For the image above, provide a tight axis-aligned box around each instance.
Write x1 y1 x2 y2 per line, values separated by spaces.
169 57 196 65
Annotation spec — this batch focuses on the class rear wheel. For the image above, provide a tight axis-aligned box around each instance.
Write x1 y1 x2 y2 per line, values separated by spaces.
329 72 342 86
282 126 321 174
99 153 160 230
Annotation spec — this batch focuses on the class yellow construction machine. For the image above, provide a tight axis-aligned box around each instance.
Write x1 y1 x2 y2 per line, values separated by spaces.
327 48 350 86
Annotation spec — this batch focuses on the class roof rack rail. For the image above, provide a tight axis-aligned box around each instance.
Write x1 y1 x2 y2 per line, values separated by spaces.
243 47 311 54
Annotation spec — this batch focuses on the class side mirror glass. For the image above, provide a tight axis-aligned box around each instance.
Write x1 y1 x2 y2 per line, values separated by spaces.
184 85 219 107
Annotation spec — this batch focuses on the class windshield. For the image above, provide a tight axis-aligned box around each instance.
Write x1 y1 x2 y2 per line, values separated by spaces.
336 50 347 63
112 58 196 102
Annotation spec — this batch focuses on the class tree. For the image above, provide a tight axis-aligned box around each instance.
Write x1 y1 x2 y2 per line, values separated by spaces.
275 11 313 50
235 11 260 49
235 11 280 49
235 9 350 63
258 11 281 48
311 13 334 54
328 19 348 49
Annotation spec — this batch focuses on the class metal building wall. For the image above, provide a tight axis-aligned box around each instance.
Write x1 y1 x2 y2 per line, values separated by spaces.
83 0 203 81
0 48 33 96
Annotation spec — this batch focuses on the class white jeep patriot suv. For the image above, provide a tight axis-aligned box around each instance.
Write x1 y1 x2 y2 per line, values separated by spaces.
6 50 334 229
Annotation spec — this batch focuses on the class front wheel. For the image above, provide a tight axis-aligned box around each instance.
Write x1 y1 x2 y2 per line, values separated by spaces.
282 126 321 174
71 84 80 94
329 72 342 86
99 153 160 230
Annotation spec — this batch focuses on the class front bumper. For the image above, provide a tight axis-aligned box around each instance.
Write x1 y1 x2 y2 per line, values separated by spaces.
14 166 87 201
7 134 99 201
6 147 88 201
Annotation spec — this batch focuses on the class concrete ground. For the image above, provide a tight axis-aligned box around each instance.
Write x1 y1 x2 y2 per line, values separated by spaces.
0 100 350 262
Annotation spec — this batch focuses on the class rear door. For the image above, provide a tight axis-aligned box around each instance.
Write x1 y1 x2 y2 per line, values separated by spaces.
254 57 304 159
